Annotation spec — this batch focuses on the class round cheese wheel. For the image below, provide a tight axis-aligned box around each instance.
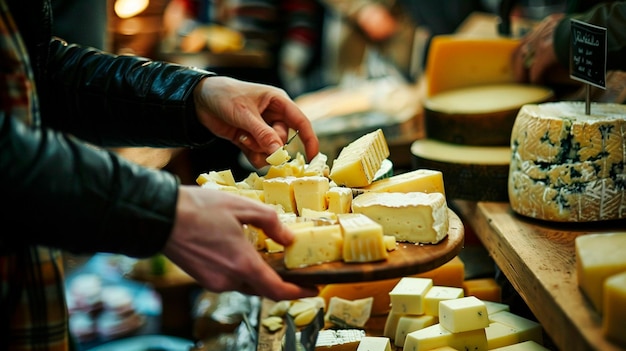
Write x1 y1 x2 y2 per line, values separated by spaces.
509 101 626 222
411 139 510 201
423 84 553 146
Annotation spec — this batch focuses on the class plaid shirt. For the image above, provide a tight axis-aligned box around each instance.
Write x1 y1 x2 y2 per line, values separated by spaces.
1 0 72 350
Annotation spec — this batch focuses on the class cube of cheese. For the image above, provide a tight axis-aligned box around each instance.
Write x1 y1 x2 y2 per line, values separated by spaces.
488 311 543 346
359 169 445 195
404 323 488 351
576 233 626 314
439 296 489 333
389 277 433 315
284 224 343 269
603 271 626 347
326 186 353 214
329 129 390 187
352 192 449 244
338 213 388 263
356 336 392 351
293 176 330 215
424 286 464 316
263 176 297 213
383 310 403 340
395 314 437 347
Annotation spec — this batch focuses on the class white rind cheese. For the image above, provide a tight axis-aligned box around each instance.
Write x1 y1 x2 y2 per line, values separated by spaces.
508 102 626 222
352 192 449 244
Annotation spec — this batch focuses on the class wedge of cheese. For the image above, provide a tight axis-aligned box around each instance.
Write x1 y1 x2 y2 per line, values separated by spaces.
508 102 626 222
358 169 445 195
352 192 449 244
329 129 390 187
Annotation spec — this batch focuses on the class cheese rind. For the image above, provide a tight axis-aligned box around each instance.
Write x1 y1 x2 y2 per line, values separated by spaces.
352 192 449 244
508 102 626 222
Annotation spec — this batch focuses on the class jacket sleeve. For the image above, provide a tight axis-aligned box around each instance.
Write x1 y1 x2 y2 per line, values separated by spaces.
553 2 626 72
41 38 217 148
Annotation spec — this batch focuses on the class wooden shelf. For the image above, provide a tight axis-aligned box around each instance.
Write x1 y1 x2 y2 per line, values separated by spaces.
452 200 626 351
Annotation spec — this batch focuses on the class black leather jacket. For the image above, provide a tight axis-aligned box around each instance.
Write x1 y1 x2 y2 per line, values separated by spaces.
1 0 215 257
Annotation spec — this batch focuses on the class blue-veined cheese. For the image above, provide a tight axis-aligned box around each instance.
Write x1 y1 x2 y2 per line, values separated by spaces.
329 129 390 187
439 296 489 333
283 224 343 269
352 192 449 244
325 296 374 328
508 102 626 222
338 213 388 263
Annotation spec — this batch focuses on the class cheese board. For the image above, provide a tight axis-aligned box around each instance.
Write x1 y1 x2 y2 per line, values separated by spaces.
262 209 464 285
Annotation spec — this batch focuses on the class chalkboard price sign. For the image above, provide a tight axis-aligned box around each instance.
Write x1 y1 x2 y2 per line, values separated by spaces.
570 18 607 89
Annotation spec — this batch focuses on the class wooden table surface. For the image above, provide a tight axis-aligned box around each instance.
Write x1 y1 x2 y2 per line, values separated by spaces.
452 200 626 351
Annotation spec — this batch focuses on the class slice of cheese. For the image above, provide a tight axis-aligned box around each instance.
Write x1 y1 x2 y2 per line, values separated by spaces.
284 224 343 269
509 102 626 222
439 296 489 333
602 271 626 347
389 277 433 315
404 323 488 351
292 176 330 215
394 315 437 347
325 296 374 328
338 213 388 263
326 186 353 214
424 286 464 317
356 336 392 351
425 35 519 97
329 129 390 187
575 232 626 314
352 192 449 244
266 146 291 166
486 321 534 350
358 169 445 195
488 311 543 346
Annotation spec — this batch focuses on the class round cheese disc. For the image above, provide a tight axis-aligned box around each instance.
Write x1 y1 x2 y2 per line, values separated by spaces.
411 138 511 201
423 83 553 146
509 101 626 222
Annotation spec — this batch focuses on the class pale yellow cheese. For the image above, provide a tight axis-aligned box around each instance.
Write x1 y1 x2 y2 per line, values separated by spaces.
389 277 433 315
602 271 626 347
356 336 392 351
329 129 390 187
292 176 330 215
358 169 445 195
488 311 543 346
424 286 464 317
264 238 284 253
383 235 397 251
265 146 291 166
575 233 626 313
284 224 343 269
325 296 374 328
404 323 488 351
352 192 449 244
262 176 297 213
383 310 403 340
509 102 626 222
486 322 534 350
338 213 388 263
299 208 337 223
394 314 437 347
326 186 353 214
303 152 329 177
490 340 550 351
425 35 519 97
265 152 305 178
439 296 489 333
483 300 510 320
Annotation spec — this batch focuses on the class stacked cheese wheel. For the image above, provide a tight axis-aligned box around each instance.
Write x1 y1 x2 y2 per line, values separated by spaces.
508 101 626 222
413 35 554 201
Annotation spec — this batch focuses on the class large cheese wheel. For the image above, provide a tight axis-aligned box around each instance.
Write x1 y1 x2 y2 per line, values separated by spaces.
411 139 511 201
424 84 553 146
508 102 626 222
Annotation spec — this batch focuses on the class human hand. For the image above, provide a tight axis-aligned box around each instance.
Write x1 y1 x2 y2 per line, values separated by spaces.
163 186 318 301
355 3 397 42
193 76 319 168
511 13 572 85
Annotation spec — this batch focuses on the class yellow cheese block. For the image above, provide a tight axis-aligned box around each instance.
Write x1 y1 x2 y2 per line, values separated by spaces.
284 224 343 269
337 213 388 263
509 102 626 222
262 176 297 213
576 233 626 314
488 311 543 346
394 315 437 348
326 186 353 214
486 321 540 350
404 323 488 351
439 296 489 333
424 35 519 97
352 191 449 244
292 176 330 215
358 169 445 195
462 278 502 302
356 336 392 351
389 277 433 315
490 340 550 351
329 129 390 188
602 271 626 347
